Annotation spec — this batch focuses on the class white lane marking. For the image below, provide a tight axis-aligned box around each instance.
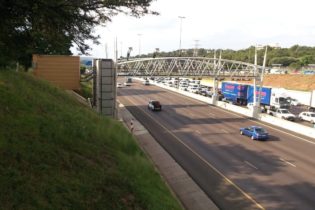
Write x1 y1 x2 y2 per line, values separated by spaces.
221 129 229 134
195 130 201 134
244 161 258 170
209 113 215 117
280 158 297 168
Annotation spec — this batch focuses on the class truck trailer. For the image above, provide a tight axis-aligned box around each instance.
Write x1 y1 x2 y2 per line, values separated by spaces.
247 86 290 109
221 82 290 109
221 82 248 105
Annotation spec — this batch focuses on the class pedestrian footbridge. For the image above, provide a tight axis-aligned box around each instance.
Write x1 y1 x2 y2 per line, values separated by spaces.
116 57 264 79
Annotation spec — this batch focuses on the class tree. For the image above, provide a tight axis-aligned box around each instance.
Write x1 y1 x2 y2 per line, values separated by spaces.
0 0 157 69
299 55 314 66
269 57 298 67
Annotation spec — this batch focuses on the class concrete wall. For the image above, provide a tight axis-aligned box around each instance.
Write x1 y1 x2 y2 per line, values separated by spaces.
258 114 315 138
33 54 80 90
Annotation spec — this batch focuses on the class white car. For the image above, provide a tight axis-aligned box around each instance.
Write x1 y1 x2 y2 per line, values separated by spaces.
269 108 296 121
179 85 188 91
299 112 315 124
117 83 123 88
124 82 131 86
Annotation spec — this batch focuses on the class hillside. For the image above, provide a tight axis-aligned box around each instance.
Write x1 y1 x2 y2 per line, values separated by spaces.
0 71 182 210
236 75 315 91
261 74 315 91
202 74 315 92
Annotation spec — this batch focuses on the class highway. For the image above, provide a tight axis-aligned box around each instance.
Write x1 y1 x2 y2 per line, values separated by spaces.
117 79 315 210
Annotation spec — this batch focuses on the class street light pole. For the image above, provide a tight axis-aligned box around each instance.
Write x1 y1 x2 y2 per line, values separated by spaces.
257 47 268 107
193 39 199 57
120 42 123 58
178 16 185 56
137 33 142 58
253 46 258 107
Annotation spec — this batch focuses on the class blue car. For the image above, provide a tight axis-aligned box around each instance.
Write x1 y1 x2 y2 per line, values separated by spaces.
240 126 269 140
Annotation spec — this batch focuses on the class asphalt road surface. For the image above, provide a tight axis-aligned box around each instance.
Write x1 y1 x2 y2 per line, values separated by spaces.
117 79 315 210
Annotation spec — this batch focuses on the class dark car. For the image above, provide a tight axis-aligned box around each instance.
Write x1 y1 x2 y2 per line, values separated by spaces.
148 100 162 111
240 126 269 140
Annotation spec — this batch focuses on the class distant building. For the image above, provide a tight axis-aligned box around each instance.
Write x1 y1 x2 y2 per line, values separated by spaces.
269 43 281 49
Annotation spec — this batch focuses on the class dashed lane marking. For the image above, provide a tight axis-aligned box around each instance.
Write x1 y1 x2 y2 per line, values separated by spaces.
244 160 259 170
280 158 297 168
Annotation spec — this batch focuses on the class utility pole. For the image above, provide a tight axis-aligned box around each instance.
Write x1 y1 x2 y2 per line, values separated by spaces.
137 33 142 58
120 42 123 58
178 16 185 56
105 43 108 59
193 40 199 57
114 37 118 62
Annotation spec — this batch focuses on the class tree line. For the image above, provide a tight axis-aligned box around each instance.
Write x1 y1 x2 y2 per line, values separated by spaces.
144 45 315 70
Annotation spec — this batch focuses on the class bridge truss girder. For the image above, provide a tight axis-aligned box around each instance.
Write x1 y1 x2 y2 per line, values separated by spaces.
117 57 264 79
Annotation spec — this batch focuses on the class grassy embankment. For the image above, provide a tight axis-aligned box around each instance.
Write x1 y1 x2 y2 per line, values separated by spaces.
0 70 182 210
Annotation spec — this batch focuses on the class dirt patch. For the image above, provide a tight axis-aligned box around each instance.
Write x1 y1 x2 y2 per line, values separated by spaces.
262 75 315 91
229 75 315 91
201 75 315 91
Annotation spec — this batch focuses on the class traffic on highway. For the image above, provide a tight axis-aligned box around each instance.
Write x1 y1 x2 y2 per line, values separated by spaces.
117 77 315 210
142 77 315 128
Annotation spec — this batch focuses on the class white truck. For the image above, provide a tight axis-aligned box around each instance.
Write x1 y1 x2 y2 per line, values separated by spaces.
310 90 315 112
269 88 291 109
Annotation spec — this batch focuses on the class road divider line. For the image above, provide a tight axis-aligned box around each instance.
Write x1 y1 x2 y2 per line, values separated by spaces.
280 158 297 168
195 130 201 135
221 129 229 134
123 98 265 210
244 161 258 170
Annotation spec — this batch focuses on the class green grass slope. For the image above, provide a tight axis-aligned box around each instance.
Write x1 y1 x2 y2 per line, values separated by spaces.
0 71 182 210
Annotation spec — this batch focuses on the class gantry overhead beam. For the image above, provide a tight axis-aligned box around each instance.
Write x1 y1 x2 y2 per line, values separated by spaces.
116 57 264 79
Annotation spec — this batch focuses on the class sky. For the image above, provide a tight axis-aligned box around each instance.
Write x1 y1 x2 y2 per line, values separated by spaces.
72 0 315 59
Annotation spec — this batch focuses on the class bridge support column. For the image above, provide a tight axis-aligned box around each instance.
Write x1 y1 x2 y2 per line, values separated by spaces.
210 78 219 105
93 59 117 118
251 106 260 118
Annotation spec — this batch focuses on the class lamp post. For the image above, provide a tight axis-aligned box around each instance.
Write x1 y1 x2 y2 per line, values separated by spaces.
153 48 159 58
253 45 268 116
178 16 185 56
137 33 142 58
193 39 199 57
253 45 264 107
120 42 123 58
127 47 133 61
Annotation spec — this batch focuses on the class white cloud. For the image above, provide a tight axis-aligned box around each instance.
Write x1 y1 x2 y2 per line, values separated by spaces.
72 0 315 58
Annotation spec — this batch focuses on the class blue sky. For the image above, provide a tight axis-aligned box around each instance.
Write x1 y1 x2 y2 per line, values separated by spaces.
72 0 315 58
